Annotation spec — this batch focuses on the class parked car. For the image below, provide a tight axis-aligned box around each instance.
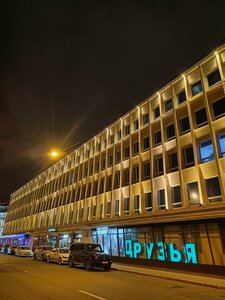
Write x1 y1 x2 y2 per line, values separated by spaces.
1 244 10 254
15 246 33 257
46 248 69 265
33 245 53 261
68 243 112 271
7 245 17 255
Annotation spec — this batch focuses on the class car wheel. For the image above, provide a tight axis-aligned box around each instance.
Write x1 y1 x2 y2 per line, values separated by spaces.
58 258 62 265
85 260 93 271
68 257 74 268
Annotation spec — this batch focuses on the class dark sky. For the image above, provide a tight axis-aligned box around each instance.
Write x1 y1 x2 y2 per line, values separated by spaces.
1 0 225 205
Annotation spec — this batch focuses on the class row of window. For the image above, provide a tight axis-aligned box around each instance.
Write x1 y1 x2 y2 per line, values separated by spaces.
7 175 222 223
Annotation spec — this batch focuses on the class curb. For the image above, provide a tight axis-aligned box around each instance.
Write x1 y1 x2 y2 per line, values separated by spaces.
111 267 225 291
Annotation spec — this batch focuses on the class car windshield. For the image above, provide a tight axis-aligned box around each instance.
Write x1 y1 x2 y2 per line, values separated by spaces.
43 247 52 250
87 244 103 253
59 249 69 253
21 247 30 250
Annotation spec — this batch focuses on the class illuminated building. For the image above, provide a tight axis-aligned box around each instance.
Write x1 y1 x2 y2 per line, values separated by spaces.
3 43 225 267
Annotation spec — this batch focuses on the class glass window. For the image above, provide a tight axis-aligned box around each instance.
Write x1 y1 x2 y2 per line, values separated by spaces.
219 134 225 157
132 165 139 183
183 146 195 167
124 146 130 159
145 192 152 212
143 113 149 125
134 195 140 213
191 81 202 96
115 200 120 216
99 178 105 194
195 108 207 127
206 177 222 203
98 143 101 152
177 90 186 104
165 99 173 112
169 152 178 171
157 189 166 210
114 172 120 189
187 182 200 205
200 140 214 163
134 119 139 131
108 155 113 166
110 135 114 144
117 130 121 140
213 97 225 119
106 175 112 192
180 116 190 134
143 136 150 150
116 150 121 163
207 69 221 87
155 157 164 176
143 162 151 180
154 131 162 146
125 125 130 136
107 202 111 216
154 106 160 119
172 186 182 208
101 158 106 170
100 203 103 218
124 198 130 215
123 169 129 186
133 141 139 155
166 124 175 140
93 205 97 218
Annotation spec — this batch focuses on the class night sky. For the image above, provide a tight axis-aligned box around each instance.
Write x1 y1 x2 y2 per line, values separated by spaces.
1 0 225 205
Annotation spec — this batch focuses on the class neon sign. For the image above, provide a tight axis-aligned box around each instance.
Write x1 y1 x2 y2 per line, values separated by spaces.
125 240 197 264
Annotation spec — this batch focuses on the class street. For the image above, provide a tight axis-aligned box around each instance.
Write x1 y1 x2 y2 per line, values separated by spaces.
1 255 225 300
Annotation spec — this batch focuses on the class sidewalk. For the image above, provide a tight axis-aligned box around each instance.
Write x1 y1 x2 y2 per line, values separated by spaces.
112 262 225 290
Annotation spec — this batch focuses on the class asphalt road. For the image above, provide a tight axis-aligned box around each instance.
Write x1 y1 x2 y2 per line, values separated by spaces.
0 254 225 300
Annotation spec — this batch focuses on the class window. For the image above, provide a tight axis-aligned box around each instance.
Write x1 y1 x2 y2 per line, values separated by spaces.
108 155 113 166
157 189 166 210
104 139 107 149
177 90 186 104
116 150 121 163
212 97 225 119
195 108 207 127
125 125 130 136
95 161 99 172
187 182 200 205
134 119 139 131
110 135 114 144
117 130 121 140
155 157 164 176
143 162 151 180
183 146 195 167
143 136 150 150
114 172 120 189
165 99 173 112
172 186 182 208
93 205 97 219
124 198 130 215
100 203 103 219
123 169 129 186
191 81 202 96
154 106 160 119
92 181 98 196
207 69 221 87
166 124 175 140
154 131 162 146
143 113 149 125
99 178 105 194
219 134 225 157
87 183 92 198
200 140 214 163
132 165 139 183
106 175 112 192
115 200 120 216
206 177 222 203
169 152 178 171
107 202 111 216
101 158 106 170
97 143 101 152
134 195 140 213
180 116 190 134
124 146 130 159
133 141 139 155
145 192 152 212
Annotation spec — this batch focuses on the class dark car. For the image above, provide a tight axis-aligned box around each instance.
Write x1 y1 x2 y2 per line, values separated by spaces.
68 243 112 271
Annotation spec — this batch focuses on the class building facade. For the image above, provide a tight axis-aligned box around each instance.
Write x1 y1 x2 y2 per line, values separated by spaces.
3 44 225 268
